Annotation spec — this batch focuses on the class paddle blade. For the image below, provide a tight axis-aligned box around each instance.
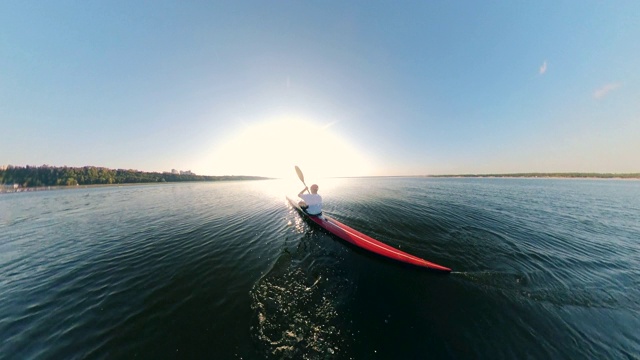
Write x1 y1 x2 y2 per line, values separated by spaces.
295 166 305 183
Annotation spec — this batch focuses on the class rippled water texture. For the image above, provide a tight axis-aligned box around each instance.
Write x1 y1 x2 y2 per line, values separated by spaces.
1 178 639 359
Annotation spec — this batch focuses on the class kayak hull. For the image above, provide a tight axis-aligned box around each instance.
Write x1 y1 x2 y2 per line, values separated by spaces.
287 197 451 272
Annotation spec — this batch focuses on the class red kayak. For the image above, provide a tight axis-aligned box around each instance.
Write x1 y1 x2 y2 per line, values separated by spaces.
287 197 451 272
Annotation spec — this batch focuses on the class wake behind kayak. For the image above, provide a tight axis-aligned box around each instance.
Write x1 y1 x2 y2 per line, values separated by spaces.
287 197 451 273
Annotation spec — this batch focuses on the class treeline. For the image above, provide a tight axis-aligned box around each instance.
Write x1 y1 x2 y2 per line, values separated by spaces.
428 173 640 179
0 165 267 187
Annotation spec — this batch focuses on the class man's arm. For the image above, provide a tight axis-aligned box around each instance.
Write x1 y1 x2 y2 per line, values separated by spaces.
298 187 308 197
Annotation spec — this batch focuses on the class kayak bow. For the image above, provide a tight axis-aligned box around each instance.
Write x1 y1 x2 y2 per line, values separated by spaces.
287 197 451 272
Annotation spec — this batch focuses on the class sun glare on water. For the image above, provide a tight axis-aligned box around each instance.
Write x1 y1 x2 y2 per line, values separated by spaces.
207 116 372 179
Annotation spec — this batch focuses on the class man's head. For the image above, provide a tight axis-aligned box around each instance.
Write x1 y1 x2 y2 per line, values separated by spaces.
310 184 319 194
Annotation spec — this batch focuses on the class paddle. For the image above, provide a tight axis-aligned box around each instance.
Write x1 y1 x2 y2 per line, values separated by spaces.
295 165 310 193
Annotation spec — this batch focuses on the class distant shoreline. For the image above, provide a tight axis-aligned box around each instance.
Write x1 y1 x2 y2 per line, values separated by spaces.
331 173 640 180
0 178 271 194
424 173 640 180
0 165 271 193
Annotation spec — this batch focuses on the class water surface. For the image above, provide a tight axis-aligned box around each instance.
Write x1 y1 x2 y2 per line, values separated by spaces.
1 178 638 359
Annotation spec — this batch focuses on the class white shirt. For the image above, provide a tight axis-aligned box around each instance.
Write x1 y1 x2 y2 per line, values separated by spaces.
299 193 323 215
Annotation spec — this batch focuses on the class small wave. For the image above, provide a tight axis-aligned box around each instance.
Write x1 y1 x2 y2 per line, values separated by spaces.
249 232 352 359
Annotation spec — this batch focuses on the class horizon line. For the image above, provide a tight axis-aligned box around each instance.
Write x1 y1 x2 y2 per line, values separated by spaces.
2 165 639 179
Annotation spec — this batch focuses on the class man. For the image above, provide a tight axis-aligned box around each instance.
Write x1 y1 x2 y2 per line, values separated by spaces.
298 184 322 215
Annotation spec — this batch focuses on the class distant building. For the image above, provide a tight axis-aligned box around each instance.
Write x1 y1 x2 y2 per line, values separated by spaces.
171 169 179 174
180 170 195 175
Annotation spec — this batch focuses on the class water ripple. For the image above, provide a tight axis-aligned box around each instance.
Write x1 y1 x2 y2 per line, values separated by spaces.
1 179 638 359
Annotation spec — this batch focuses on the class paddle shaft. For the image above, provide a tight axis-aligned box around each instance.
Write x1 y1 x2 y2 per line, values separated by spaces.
295 166 310 193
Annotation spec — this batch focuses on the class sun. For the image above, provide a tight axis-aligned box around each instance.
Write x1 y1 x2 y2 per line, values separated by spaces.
206 116 372 178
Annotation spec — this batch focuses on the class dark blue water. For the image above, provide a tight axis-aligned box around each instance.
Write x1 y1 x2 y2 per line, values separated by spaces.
1 178 639 359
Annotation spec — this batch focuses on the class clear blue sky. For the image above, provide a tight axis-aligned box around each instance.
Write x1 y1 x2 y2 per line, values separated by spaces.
2 1 639 177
